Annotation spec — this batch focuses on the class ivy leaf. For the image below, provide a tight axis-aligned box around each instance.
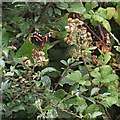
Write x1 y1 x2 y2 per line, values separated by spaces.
102 19 111 32
91 87 100 96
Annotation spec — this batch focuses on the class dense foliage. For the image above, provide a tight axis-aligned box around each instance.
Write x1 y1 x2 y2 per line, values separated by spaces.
1 1 120 120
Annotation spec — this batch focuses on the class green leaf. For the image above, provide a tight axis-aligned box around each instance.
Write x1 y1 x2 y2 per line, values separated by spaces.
12 0 27 4
59 77 75 86
92 78 100 85
90 68 101 78
56 3 68 10
12 104 25 112
66 70 82 83
114 46 120 52
47 109 58 118
83 14 91 19
60 60 68 66
92 15 104 23
1 80 11 92
103 52 111 65
41 67 57 75
91 87 100 96
77 97 87 107
54 89 67 99
97 7 107 19
65 97 77 105
2 28 9 47
102 19 111 32
106 7 115 20
15 39 37 60
101 74 119 83
0 59 5 69
44 105 54 111
41 76 51 89
88 46 97 51
92 111 102 118
113 2 120 24
69 83 79 92
47 7 53 16
43 41 60 58
54 8 61 16
68 3 86 14
87 97 96 104
85 104 100 114
104 96 118 106
100 65 112 78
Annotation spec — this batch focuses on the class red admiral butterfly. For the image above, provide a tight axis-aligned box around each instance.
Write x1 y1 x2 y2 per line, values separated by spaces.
29 31 52 48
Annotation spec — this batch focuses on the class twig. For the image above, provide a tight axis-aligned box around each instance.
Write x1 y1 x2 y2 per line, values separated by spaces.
35 92 83 120
84 23 105 45
53 65 70 91
109 32 120 45
98 25 105 41
24 3 53 38
12 83 35 102
76 14 105 45
12 91 24 102
82 55 94 87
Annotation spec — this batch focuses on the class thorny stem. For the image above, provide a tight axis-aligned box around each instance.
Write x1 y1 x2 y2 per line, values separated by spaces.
81 94 112 120
76 14 105 45
12 83 35 102
84 23 105 45
53 65 71 91
34 92 83 120
81 54 94 87
12 91 24 102
98 25 105 41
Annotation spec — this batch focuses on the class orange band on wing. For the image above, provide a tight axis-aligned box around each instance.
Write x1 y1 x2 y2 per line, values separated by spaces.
33 35 43 41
